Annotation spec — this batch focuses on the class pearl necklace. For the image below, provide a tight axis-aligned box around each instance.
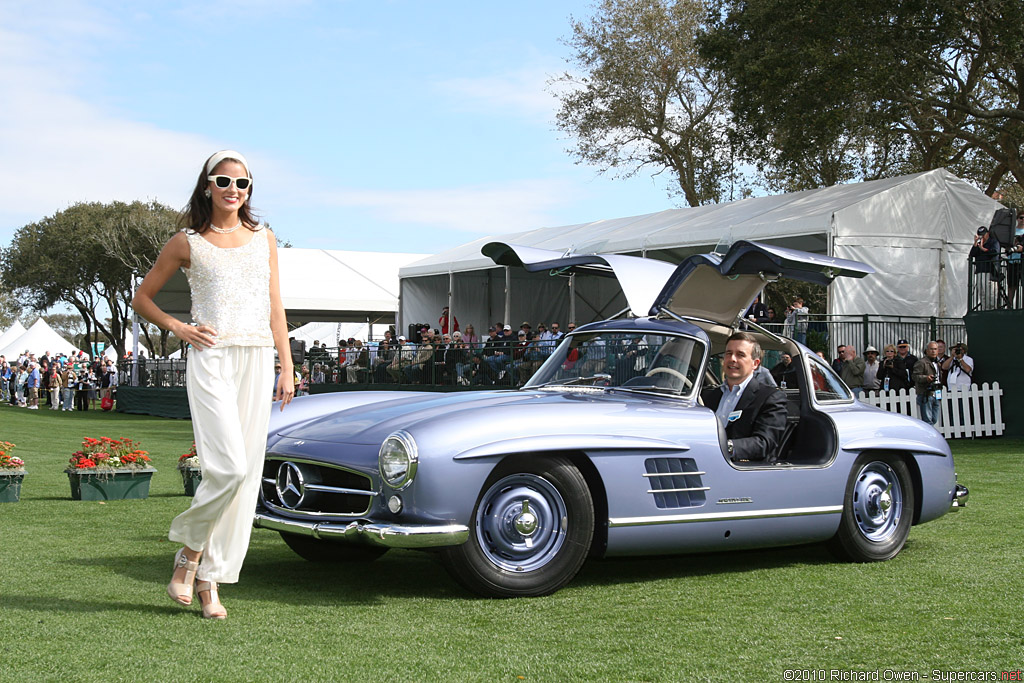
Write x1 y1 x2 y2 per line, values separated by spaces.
209 220 242 234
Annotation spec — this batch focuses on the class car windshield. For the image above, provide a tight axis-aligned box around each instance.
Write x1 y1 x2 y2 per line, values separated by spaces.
525 330 705 397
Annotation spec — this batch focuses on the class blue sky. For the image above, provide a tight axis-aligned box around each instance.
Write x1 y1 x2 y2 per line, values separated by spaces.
0 0 677 255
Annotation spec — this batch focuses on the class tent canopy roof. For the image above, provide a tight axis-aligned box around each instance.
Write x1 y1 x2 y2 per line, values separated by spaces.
400 169 1000 278
0 318 79 358
0 320 28 352
153 247 427 324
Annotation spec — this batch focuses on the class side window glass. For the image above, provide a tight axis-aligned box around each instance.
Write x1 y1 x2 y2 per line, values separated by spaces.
807 355 852 402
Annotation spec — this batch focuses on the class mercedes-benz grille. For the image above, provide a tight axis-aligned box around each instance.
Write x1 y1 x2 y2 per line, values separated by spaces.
260 456 376 518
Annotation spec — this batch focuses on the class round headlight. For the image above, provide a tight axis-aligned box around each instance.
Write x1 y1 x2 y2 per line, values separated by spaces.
378 430 418 489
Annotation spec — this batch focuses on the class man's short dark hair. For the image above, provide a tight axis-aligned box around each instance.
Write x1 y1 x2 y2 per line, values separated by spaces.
727 331 763 362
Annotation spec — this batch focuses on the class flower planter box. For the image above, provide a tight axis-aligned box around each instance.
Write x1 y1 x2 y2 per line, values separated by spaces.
0 472 25 503
179 467 202 496
65 468 157 501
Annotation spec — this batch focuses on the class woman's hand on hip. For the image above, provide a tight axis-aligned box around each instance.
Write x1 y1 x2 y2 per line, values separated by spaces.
175 323 218 349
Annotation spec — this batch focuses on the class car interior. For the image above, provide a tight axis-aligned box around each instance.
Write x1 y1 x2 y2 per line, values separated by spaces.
693 321 840 468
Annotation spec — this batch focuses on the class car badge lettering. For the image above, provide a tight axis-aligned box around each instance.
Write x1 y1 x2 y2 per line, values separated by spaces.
275 461 305 509
717 497 753 505
293 440 305 446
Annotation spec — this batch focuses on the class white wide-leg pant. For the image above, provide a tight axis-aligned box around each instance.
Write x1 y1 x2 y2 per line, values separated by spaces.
169 345 274 584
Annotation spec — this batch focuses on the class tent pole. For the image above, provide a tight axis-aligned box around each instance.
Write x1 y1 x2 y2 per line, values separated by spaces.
448 270 454 336
569 273 576 325
131 314 140 386
504 266 511 329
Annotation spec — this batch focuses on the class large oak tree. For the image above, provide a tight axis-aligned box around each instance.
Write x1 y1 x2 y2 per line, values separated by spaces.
701 0 1024 193
0 201 178 358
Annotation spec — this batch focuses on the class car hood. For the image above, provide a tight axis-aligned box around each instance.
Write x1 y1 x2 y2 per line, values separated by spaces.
276 389 687 447
483 240 873 326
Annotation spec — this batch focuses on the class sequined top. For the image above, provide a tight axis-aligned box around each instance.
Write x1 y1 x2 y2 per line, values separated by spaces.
182 227 274 347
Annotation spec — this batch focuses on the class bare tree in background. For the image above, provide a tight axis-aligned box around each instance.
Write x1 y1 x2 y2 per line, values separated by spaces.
552 0 737 207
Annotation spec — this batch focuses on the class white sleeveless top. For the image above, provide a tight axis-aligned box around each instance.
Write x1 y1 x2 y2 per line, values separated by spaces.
182 227 274 347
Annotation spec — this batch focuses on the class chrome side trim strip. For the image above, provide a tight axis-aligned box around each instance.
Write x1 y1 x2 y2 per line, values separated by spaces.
642 471 706 478
608 504 843 528
253 512 469 549
646 486 711 494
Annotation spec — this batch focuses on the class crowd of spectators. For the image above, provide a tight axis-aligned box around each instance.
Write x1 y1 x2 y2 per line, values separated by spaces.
766 337 977 427
1 350 118 412
290 316 576 389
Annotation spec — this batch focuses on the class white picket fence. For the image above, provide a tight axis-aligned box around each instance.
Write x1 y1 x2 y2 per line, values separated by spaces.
859 383 1004 438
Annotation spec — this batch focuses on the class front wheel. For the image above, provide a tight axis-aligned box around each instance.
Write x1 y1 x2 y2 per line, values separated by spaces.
828 453 915 562
280 532 388 563
440 456 594 598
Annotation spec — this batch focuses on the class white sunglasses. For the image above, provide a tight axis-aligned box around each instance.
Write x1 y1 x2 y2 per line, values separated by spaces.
208 175 252 190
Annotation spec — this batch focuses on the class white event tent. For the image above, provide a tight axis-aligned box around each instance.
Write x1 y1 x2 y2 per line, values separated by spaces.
0 318 80 358
398 169 1001 331
153 247 426 325
0 320 28 354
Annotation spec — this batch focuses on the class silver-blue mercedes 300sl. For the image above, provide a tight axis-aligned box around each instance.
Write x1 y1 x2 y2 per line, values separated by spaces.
253 241 968 597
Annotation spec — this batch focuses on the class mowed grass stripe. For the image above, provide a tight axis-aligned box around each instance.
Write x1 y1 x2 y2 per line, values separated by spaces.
0 405 1019 681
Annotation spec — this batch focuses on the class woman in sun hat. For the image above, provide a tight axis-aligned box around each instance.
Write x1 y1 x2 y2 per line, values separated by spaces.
132 150 293 619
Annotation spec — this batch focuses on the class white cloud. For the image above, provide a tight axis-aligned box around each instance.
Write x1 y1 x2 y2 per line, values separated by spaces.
0 5 217 230
318 179 583 235
435 65 563 122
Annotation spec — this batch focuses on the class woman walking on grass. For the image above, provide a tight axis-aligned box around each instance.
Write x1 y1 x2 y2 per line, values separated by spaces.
132 150 294 619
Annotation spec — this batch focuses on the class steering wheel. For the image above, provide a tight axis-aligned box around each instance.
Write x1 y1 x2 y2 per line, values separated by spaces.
645 366 692 390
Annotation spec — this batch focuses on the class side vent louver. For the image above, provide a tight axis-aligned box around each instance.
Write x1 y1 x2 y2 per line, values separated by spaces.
644 457 708 509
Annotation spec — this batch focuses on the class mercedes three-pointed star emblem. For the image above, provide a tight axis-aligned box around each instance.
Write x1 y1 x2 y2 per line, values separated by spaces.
275 461 305 509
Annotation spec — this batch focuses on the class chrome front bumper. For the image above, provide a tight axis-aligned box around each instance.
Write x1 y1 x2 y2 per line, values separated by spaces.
253 510 469 549
950 483 969 510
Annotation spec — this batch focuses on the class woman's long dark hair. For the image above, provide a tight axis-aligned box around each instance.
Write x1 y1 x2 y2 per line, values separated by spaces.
180 154 260 234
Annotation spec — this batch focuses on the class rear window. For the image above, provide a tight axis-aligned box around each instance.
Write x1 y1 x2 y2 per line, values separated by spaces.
807 354 853 402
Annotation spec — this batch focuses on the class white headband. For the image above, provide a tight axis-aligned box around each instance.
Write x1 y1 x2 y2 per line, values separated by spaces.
205 150 251 178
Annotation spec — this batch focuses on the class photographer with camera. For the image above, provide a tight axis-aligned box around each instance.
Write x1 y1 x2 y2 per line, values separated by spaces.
970 226 1001 309
941 342 974 390
912 341 943 425
1008 218 1023 307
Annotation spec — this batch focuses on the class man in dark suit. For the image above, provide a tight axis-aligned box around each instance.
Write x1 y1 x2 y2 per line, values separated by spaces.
701 332 787 462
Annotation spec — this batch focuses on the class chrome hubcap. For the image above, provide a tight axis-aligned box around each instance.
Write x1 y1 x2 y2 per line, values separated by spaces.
475 473 568 572
852 463 903 542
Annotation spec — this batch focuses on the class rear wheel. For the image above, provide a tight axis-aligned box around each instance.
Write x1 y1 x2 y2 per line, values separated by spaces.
828 453 915 562
440 456 594 598
280 533 388 563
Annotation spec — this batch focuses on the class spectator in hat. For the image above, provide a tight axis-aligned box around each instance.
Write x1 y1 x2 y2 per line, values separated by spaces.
26 361 40 409
970 225 1001 309
862 345 881 392
890 339 918 393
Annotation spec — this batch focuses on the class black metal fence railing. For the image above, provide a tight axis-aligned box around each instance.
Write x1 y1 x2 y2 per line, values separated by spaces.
117 359 188 388
792 315 967 357
968 254 1023 312
119 315 969 389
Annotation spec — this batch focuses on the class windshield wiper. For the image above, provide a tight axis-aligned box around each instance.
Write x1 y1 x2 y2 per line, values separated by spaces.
532 373 612 389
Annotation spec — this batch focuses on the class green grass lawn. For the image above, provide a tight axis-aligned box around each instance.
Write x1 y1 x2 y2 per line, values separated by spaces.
0 404 1021 682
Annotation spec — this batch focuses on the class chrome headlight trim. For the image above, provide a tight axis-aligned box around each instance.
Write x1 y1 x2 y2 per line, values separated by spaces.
378 430 419 490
